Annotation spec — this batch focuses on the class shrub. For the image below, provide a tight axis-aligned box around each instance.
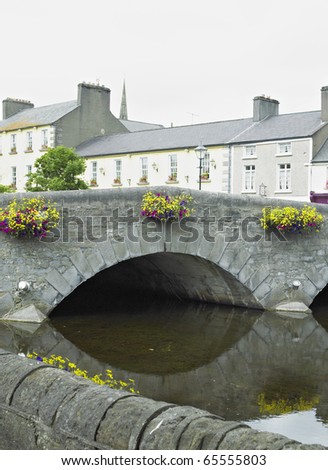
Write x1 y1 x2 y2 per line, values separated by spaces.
140 191 193 221
0 197 59 239
0 184 15 193
260 205 324 234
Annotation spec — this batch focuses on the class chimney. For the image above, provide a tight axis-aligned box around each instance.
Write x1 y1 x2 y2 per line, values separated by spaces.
2 98 34 119
77 82 111 112
321 86 328 122
253 95 279 122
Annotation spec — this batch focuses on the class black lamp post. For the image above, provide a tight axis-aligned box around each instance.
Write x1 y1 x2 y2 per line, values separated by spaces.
195 143 208 190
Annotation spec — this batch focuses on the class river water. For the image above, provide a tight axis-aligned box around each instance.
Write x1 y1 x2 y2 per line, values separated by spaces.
1 293 328 447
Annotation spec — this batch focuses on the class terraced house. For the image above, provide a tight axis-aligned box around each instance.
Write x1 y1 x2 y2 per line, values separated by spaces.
1 82 328 201
0 82 128 190
77 86 328 201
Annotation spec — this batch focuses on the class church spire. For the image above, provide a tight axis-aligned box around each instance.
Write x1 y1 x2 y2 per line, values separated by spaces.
119 80 128 120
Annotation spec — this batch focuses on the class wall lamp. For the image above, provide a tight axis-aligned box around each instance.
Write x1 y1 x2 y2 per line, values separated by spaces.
99 167 105 175
210 159 216 169
18 281 31 292
152 162 159 172
259 182 267 197
292 280 301 290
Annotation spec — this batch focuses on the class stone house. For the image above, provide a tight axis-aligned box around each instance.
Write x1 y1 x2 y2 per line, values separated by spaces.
1 82 328 200
0 82 128 190
77 86 328 201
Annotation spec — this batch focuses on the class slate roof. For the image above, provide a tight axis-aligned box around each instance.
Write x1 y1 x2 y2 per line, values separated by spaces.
229 110 326 144
120 119 164 132
312 138 328 162
77 110 328 158
0 101 79 132
77 117 254 156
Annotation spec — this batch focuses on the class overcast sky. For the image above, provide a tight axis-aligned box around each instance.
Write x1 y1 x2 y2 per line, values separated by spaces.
1 0 328 127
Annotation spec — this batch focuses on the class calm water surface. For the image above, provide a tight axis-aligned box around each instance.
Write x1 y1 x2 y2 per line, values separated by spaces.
2 294 328 446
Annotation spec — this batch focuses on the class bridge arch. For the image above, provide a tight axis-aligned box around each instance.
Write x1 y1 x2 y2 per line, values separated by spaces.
0 187 328 322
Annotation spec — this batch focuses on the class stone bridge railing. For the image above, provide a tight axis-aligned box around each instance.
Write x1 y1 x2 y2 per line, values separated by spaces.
0 350 325 450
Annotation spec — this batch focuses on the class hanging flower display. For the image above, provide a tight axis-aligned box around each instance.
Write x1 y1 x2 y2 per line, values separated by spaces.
260 205 324 234
140 191 193 221
0 197 59 239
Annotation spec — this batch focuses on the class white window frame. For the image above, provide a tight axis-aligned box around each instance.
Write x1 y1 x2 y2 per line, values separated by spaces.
0 136 2 154
169 154 178 179
244 145 257 158
140 157 148 179
91 161 97 182
115 159 122 182
26 165 32 175
278 142 292 155
277 163 291 192
11 166 17 186
243 164 256 192
203 151 210 175
26 131 33 150
41 129 48 148
10 134 17 152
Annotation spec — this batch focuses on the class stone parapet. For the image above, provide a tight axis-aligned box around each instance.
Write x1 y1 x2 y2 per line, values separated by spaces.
0 351 325 450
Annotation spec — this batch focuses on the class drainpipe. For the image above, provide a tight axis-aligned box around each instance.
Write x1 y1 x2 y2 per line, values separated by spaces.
228 144 232 194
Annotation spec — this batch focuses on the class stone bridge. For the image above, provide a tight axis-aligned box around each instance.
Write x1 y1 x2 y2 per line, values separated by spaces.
1 187 328 322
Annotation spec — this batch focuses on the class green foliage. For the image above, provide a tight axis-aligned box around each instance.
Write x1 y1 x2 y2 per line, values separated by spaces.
0 184 15 193
140 191 194 220
25 146 88 192
260 205 324 234
0 197 59 239
27 352 139 394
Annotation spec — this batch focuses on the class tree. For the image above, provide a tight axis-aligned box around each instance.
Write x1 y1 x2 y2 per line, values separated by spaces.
25 146 88 191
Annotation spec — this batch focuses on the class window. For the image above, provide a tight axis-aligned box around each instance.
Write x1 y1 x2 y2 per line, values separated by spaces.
278 163 291 191
11 167 17 187
26 165 32 175
10 134 17 152
91 161 97 183
243 164 256 191
140 157 148 180
278 142 291 154
115 160 122 182
203 152 210 175
41 129 48 148
0 136 2 154
26 131 33 150
244 145 256 157
169 154 177 180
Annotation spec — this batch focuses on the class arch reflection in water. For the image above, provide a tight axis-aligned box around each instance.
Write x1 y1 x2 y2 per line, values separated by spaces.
2 299 328 446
